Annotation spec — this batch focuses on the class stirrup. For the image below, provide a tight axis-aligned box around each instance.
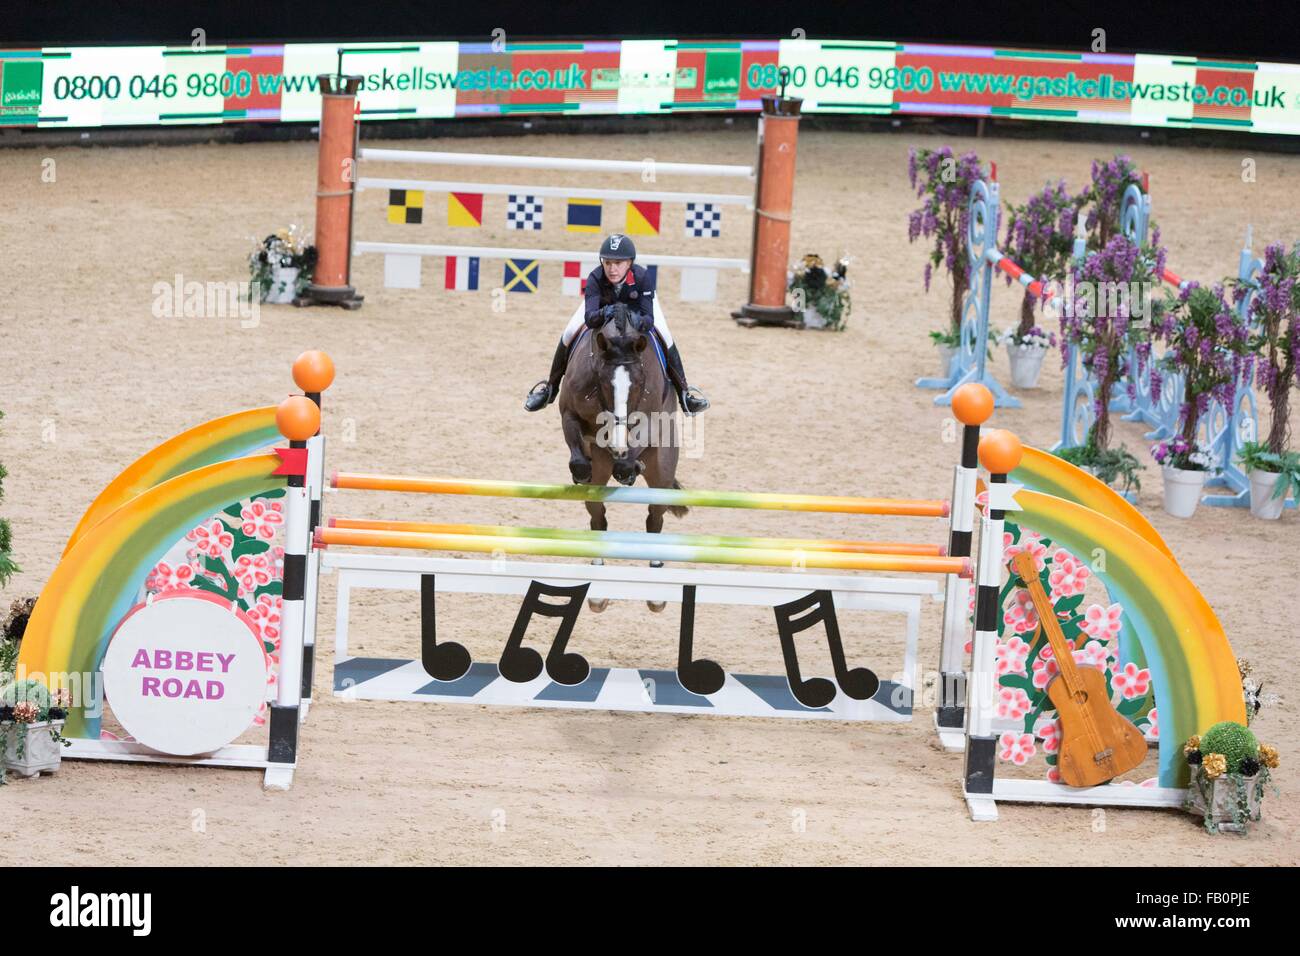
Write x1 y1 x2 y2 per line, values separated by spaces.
681 386 710 416
524 381 554 411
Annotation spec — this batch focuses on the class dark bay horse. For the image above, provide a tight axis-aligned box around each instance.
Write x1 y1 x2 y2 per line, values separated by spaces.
558 304 687 610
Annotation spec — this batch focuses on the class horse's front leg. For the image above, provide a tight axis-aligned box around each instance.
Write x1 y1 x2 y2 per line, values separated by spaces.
561 409 592 483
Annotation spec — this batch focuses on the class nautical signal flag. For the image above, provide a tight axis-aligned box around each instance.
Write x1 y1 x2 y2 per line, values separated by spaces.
387 189 424 225
504 258 539 293
563 261 585 297
566 198 603 233
625 200 661 236
685 202 722 237
444 256 480 291
507 194 543 230
447 191 484 228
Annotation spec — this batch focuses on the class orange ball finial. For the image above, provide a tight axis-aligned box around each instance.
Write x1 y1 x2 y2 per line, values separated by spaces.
276 395 321 441
952 384 995 427
293 350 335 393
979 429 1023 475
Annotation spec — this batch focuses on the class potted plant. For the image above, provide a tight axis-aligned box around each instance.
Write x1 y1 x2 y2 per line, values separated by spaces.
1184 721 1279 835
1236 442 1299 519
999 326 1058 388
998 181 1081 388
1235 240 1300 518
1147 283 1251 518
788 254 851 331
248 227 317 304
1151 437 1213 518
1 678 70 782
907 147 983 372
1055 443 1143 496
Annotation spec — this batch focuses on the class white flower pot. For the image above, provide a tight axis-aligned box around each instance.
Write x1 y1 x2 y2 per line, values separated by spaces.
1006 343 1048 389
2 720 65 778
1248 468 1287 520
802 307 828 329
1185 770 1265 833
937 344 958 378
264 265 300 304
1161 466 1206 518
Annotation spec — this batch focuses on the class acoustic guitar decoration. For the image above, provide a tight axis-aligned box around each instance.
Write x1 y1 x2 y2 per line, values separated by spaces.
1011 551 1148 788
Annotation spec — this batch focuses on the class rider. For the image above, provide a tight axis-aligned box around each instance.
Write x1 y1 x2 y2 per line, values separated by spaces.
523 233 710 415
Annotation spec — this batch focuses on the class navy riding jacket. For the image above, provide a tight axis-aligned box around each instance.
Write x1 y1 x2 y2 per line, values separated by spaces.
584 264 655 329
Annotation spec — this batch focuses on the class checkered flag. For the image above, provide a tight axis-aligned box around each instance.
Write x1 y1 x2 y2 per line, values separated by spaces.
685 202 721 238
507 195 543 231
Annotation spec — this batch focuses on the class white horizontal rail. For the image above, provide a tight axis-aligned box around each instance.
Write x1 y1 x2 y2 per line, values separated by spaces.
360 148 755 179
321 553 942 598
354 241 749 272
357 177 752 207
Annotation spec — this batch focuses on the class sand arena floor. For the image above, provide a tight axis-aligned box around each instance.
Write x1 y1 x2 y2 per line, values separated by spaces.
1 127 1296 865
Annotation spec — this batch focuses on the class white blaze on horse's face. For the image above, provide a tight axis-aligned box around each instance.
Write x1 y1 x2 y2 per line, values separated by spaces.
611 364 631 453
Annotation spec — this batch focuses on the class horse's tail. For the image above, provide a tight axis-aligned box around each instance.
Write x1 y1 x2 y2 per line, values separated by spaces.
667 480 689 519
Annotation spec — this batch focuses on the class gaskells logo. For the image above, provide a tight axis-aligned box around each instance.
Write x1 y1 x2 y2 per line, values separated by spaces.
2 61 44 108
49 885 152 936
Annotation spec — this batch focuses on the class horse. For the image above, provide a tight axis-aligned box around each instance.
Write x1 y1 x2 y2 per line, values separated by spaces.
557 303 688 612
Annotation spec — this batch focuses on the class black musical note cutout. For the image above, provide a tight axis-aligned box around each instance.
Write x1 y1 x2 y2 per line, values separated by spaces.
419 574 473 682
773 590 879 709
498 580 592 685
676 584 726 696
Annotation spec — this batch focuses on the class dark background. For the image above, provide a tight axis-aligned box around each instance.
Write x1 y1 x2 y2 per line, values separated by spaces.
2 0 1297 63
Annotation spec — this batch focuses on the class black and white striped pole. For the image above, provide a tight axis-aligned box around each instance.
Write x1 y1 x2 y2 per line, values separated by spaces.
963 429 1023 821
935 383 994 749
291 351 335 718
265 391 323 789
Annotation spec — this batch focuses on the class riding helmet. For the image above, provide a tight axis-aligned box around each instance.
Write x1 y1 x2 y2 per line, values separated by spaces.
599 233 636 261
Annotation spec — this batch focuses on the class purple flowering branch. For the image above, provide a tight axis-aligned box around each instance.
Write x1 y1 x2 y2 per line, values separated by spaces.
1241 241 1300 454
907 146 984 340
1002 180 1084 339
1059 233 1172 452
1081 155 1144 249
1151 282 1251 467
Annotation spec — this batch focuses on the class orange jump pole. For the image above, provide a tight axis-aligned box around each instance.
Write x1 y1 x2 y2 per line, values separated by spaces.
732 85 802 327
295 73 364 310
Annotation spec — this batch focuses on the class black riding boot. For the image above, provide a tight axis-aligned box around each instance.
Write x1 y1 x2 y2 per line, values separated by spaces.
664 344 710 415
524 341 570 412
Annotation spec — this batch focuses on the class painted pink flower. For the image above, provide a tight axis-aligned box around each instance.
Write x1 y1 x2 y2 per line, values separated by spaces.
1142 707 1160 739
1003 589 1040 634
1081 603 1123 642
145 561 195 593
241 500 284 540
1046 764 1061 783
1048 548 1090 598
233 553 274 595
1073 639 1110 672
994 635 1031 676
187 519 234 559
1031 652 1060 690
995 686 1033 720
247 593 283 649
1033 716 1060 753
1003 532 1049 572
1110 661 1151 699
998 732 1035 765
975 490 989 509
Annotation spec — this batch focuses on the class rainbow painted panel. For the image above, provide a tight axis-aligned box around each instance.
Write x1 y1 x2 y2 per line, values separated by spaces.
1011 490 1243 788
20 455 288 739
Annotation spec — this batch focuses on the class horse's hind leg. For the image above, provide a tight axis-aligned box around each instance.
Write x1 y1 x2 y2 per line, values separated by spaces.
585 449 613 613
